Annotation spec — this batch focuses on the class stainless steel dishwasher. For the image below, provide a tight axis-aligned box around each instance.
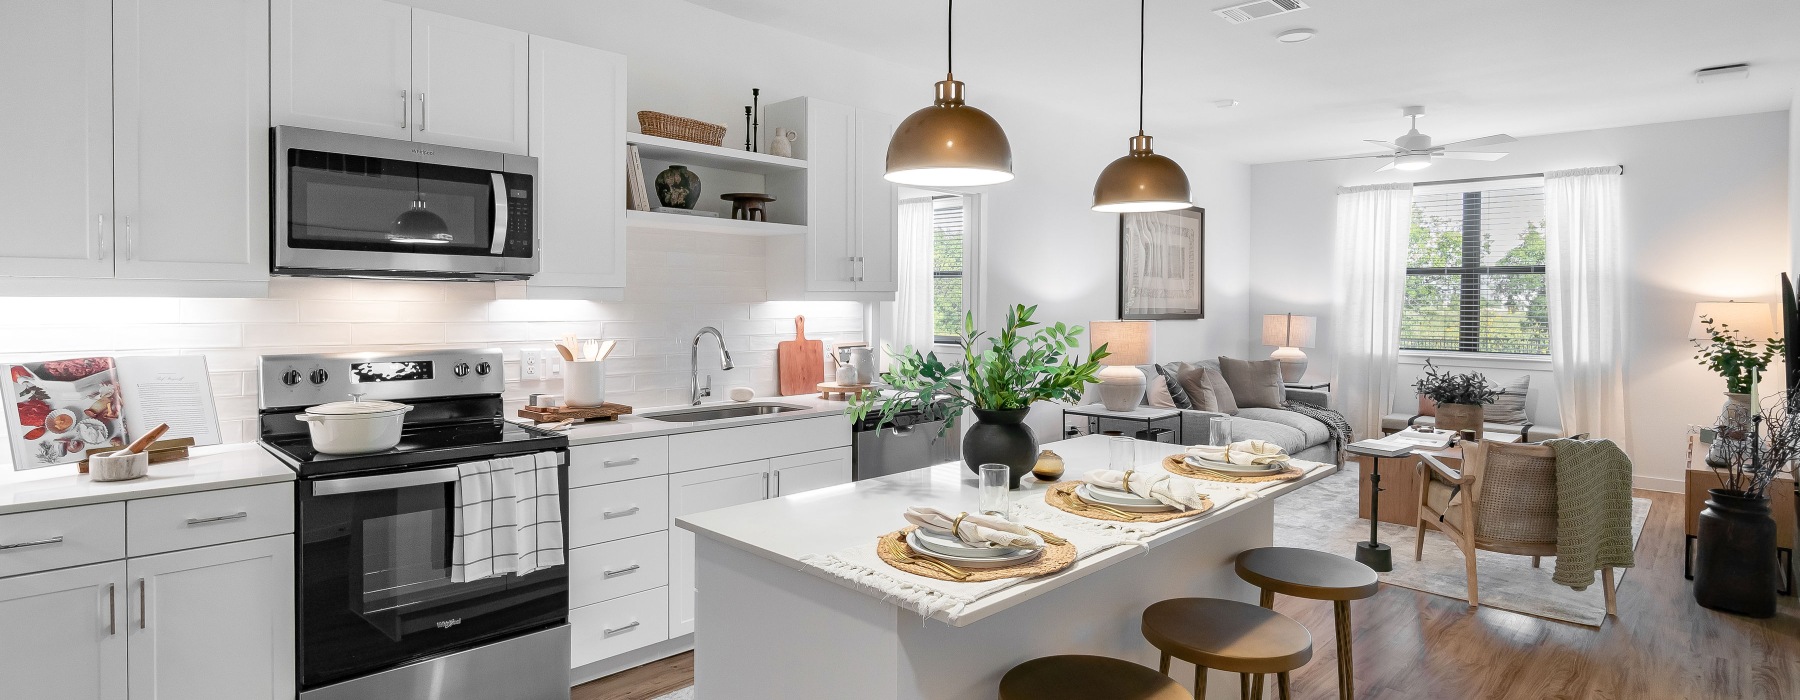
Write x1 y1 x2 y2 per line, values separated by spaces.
852 403 961 480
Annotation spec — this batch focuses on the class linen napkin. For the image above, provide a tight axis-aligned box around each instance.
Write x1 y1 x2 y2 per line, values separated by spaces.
1082 469 1211 511
1187 440 1290 467
903 506 1044 549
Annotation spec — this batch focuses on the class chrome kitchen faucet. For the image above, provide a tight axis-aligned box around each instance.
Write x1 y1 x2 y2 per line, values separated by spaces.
690 327 734 405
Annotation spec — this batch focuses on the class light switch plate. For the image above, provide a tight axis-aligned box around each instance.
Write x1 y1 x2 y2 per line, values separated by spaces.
520 349 546 380
548 356 564 378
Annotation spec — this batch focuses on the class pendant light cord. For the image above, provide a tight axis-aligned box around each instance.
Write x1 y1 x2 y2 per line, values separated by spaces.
947 0 954 74
1138 0 1146 134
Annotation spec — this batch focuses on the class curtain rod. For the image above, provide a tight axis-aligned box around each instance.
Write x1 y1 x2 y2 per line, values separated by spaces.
1410 166 1624 188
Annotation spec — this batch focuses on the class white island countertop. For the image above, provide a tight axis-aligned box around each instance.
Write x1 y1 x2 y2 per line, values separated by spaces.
551 393 851 446
678 434 1336 627
0 442 295 515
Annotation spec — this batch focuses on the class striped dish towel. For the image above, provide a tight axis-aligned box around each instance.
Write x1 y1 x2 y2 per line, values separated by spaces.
452 459 518 583
514 451 566 576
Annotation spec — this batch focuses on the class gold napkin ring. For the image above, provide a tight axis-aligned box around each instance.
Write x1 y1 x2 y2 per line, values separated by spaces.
952 512 969 541
1122 470 1134 492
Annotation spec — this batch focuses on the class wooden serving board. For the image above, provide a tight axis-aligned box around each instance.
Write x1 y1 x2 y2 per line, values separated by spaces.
79 437 196 473
777 315 824 396
518 402 633 424
816 382 874 400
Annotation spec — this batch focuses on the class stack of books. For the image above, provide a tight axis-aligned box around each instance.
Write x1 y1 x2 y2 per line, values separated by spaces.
1349 427 1453 457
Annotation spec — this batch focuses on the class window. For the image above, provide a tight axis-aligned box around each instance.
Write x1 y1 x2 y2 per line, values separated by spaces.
931 196 967 343
1401 176 1548 355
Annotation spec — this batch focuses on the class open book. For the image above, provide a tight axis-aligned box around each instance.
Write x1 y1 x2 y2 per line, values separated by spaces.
5 355 220 470
1349 428 1453 457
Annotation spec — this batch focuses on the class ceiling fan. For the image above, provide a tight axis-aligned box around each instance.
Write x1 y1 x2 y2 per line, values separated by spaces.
1312 106 1515 172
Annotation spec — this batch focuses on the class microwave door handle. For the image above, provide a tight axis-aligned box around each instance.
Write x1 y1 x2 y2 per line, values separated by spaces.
489 173 509 255
312 466 461 496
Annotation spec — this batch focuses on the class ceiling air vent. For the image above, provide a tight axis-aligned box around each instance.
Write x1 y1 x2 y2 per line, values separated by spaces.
1214 0 1308 24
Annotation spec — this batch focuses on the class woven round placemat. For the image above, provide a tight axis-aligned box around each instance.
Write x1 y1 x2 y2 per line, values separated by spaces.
875 527 1075 583
1043 480 1210 523
1163 454 1304 484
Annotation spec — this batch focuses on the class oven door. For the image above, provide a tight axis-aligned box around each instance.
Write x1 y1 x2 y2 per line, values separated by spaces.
273 126 537 280
297 455 568 691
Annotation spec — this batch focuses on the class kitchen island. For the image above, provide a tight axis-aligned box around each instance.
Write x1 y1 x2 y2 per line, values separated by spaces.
675 434 1337 700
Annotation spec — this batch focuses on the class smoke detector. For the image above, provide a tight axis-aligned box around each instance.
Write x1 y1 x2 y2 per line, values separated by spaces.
1214 0 1308 25
1276 28 1316 43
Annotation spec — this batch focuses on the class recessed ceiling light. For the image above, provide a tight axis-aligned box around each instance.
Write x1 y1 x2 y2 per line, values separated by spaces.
1694 63 1749 83
1215 99 1240 109
1276 28 1315 43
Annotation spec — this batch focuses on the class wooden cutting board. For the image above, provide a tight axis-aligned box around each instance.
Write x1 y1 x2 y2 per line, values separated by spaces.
777 315 824 396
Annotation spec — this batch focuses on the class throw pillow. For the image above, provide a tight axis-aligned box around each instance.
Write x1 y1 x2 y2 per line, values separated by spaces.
1175 364 1222 413
1155 363 1192 409
1217 356 1286 409
1487 375 1531 424
1146 375 1176 408
1203 367 1239 415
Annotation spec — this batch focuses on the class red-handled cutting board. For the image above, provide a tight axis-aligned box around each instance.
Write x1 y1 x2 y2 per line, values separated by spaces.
777 315 824 396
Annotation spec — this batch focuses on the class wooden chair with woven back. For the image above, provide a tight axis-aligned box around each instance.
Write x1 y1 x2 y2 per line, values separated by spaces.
1415 438 1618 615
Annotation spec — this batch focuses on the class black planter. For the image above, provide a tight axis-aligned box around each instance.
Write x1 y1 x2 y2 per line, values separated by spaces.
1692 488 1780 618
963 408 1037 489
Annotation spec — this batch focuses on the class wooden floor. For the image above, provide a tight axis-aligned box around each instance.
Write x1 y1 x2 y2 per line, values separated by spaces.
573 490 1799 700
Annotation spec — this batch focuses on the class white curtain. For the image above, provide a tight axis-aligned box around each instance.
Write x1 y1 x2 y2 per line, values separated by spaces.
1331 183 1413 440
891 198 937 360
1545 166 1629 450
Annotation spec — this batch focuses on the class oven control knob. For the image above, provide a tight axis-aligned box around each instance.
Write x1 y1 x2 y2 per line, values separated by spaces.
474 361 492 376
453 362 470 377
281 369 301 387
309 368 329 385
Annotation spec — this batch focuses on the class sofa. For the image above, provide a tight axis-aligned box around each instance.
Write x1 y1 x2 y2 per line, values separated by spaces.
1081 359 1341 464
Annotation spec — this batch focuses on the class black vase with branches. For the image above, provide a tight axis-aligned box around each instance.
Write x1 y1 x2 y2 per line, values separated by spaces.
1692 390 1797 618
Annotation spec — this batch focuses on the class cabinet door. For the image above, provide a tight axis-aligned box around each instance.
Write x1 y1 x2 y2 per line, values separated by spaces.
411 9 529 155
852 109 899 293
113 0 270 282
127 536 294 700
270 0 412 139
527 35 627 290
0 561 127 700
667 459 769 637
805 99 858 292
0 0 114 278
770 447 853 498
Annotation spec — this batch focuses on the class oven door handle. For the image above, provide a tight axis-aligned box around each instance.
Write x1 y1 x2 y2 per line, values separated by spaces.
312 467 461 496
489 173 509 255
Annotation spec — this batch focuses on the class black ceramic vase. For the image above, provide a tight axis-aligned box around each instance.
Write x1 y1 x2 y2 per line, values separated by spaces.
1692 488 1779 618
654 165 700 209
963 408 1037 489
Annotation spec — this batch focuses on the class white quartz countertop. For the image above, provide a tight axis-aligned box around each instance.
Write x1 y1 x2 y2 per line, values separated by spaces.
545 393 853 446
0 442 295 515
677 434 1337 626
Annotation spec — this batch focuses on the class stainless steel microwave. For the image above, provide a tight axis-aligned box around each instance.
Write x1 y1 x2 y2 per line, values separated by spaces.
272 126 538 280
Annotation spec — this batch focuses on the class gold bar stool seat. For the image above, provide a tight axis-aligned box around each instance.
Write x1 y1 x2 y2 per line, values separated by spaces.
1000 655 1193 700
1140 598 1313 700
1236 547 1380 700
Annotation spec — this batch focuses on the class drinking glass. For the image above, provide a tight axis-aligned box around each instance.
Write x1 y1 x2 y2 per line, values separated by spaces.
978 464 1011 515
1109 436 1136 471
1211 416 1234 446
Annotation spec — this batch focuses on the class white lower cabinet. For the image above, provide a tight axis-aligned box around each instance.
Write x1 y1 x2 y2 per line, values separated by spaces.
127 535 295 700
0 561 128 700
770 447 853 498
667 459 772 637
570 530 668 609
569 586 669 668
569 474 669 547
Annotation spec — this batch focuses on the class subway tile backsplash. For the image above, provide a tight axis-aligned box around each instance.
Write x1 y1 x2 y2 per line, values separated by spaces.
0 231 862 463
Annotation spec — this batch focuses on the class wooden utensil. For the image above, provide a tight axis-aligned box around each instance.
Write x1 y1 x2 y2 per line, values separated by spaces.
594 340 618 362
125 424 170 454
554 343 575 362
777 315 824 396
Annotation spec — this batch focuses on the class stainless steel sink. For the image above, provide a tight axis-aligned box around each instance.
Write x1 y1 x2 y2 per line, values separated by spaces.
641 403 810 423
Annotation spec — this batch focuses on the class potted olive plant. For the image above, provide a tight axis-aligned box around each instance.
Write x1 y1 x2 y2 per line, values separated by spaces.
1411 360 1503 439
850 304 1108 488
1693 391 1799 618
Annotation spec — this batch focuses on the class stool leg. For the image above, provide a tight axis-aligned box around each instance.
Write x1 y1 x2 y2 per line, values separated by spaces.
1251 589 1273 700
1160 651 1170 675
1195 665 1208 699
1240 673 1251 700
1277 672 1293 700
1334 600 1354 700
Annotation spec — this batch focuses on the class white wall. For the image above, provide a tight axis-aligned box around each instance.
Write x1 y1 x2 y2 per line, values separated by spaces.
1248 111 1792 491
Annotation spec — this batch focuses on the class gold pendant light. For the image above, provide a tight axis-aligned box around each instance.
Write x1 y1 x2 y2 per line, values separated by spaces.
885 0 1013 187
1092 0 1191 212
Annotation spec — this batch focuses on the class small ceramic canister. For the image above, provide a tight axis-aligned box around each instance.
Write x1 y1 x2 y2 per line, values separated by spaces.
1032 450 1065 482
90 451 149 482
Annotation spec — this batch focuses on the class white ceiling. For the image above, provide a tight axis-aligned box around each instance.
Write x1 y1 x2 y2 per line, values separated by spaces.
684 0 1800 164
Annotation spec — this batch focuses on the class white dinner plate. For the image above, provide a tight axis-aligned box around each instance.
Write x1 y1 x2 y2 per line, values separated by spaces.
911 526 1026 559
1076 483 1164 507
1074 484 1178 513
1184 455 1286 475
906 530 1043 568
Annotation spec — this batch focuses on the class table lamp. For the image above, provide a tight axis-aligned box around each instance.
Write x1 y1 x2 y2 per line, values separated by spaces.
1090 320 1153 411
1261 313 1317 383
1688 301 1774 342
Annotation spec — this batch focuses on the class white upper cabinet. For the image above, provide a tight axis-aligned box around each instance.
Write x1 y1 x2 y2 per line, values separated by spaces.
0 0 114 279
764 97 900 300
410 9 529 155
270 0 411 140
0 561 129 700
527 35 627 293
852 109 899 293
113 0 270 282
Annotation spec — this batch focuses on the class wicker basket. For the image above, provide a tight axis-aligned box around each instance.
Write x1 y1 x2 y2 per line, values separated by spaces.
638 111 727 146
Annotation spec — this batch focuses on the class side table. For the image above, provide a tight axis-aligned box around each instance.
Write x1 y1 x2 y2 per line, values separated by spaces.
1061 404 1184 444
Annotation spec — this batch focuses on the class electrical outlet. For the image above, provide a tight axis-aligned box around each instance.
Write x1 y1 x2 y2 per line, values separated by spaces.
520 349 546 380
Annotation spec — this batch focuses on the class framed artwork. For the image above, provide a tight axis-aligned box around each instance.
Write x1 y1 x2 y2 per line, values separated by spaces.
1119 207 1205 320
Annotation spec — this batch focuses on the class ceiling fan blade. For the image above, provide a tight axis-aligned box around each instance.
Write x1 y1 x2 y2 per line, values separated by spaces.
1436 151 1508 161
1435 134 1515 150
1375 160 1399 172
1308 151 1396 162
1364 139 1401 150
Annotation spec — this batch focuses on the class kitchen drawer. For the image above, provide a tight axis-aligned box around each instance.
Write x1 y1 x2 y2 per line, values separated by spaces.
570 530 668 608
0 503 124 578
569 585 669 668
668 415 851 472
569 475 668 547
126 483 295 557
569 437 669 487
770 447 853 498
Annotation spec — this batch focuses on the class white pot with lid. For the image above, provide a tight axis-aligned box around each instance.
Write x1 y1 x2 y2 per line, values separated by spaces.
296 392 414 455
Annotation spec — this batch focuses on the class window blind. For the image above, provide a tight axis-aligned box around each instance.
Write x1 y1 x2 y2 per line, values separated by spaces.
932 197 966 341
1401 177 1548 355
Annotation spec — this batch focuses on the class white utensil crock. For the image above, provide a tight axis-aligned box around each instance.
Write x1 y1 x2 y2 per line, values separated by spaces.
90 452 149 482
565 361 606 407
296 397 413 455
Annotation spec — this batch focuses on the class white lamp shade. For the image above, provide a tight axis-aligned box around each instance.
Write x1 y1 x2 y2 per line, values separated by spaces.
1261 314 1317 348
1689 302 1775 341
1090 320 1153 366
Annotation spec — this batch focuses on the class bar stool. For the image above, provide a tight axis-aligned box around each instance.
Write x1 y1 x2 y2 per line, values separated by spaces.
1140 598 1312 699
1000 655 1192 700
1236 547 1380 700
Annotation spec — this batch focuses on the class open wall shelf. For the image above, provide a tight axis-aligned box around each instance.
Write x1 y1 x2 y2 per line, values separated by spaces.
626 133 806 175
624 210 806 237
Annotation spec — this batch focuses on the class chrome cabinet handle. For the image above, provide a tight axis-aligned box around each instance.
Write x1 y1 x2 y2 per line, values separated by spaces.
602 620 640 636
601 457 640 468
185 511 247 526
601 564 640 578
137 578 147 630
315 467 458 496
0 536 63 550
124 216 134 261
418 92 426 130
400 89 408 128
772 470 782 497
106 583 116 636
762 471 770 498
601 506 640 519
96 214 107 260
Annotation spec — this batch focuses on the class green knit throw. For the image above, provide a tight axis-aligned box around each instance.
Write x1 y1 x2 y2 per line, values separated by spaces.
1546 438 1636 589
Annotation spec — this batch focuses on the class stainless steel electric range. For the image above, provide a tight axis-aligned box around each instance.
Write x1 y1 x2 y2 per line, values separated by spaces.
258 348 571 700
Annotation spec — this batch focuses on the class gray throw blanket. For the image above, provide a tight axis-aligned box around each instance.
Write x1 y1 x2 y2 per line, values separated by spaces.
1545 438 1636 589
1284 400 1352 446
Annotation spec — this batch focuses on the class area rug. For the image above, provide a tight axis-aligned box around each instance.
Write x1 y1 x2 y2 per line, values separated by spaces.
1273 468 1652 627
652 688 694 700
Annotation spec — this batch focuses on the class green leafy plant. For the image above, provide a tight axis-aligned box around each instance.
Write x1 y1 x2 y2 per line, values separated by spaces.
849 304 1109 427
1412 359 1503 405
1692 316 1784 395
